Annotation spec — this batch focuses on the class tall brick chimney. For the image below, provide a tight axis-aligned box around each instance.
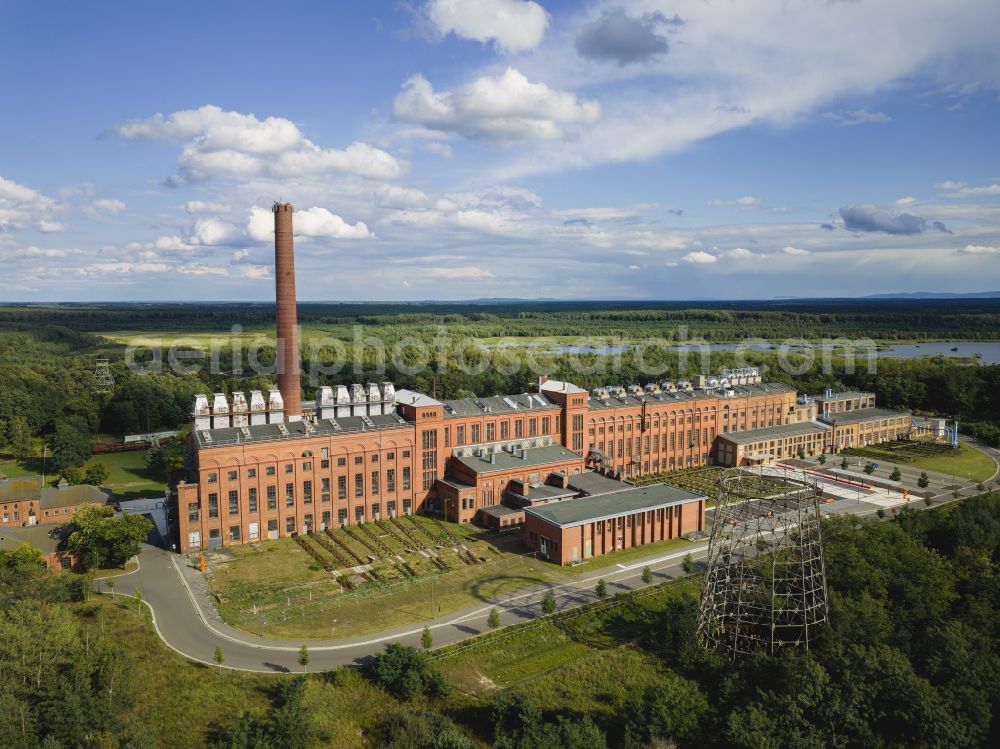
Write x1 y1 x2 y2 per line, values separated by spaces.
273 202 301 421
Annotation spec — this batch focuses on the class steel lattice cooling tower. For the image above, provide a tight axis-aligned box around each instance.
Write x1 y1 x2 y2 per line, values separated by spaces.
273 202 301 420
697 469 829 658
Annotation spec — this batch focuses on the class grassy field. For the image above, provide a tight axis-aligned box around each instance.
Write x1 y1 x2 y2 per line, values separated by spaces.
208 513 704 639
0 449 166 500
75 596 419 749
843 441 996 482
434 577 700 740
85 450 167 499
0 453 39 478
538 535 695 576
207 515 570 639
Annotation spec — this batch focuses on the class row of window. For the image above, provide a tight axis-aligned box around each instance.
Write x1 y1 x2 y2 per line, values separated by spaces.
191 500 415 546
191 468 413 521
443 416 556 448
204 450 411 484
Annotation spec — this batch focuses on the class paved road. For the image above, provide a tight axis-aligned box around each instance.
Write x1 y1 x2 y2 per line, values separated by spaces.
107 458 992 673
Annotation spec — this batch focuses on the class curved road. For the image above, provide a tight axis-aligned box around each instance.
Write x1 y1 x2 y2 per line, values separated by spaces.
108 457 992 673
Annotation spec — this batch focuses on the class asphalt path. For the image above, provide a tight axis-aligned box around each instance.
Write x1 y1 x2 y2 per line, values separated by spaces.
107 455 994 673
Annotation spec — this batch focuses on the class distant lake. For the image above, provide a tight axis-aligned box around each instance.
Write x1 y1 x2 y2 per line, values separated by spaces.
479 340 1000 364
877 342 1000 364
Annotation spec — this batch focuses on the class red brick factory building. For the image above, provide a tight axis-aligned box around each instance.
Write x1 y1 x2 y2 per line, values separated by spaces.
173 202 913 564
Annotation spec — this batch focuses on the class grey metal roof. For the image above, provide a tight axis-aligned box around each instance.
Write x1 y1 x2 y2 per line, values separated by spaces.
394 389 442 407
587 382 795 411
504 482 577 503
719 421 831 445
567 471 631 497
453 445 582 475
0 524 69 554
194 412 411 449
442 392 558 418
525 483 704 528
479 504 524 519
818 407 910 426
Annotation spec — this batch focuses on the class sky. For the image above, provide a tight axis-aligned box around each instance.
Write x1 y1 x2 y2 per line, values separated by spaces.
2 0 1000 302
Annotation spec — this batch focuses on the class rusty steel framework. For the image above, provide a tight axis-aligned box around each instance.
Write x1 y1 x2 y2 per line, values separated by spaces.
697 469 829 658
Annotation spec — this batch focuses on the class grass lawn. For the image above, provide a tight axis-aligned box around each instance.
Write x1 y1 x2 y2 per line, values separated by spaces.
207 517 572 639
220 548 566 640
436 577 700 740
907 443 997 483
85 450 167 500
74 597 417 749
538 536 695 576
0 453 40 478
842 441 996 483
1 449 165 500
94 559 140 579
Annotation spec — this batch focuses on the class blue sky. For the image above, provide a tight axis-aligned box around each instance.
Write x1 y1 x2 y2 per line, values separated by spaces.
2 0 999 301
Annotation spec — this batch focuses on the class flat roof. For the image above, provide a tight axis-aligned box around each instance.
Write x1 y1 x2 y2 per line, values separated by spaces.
505 482 577 502
442 392 558 418
194 411 411 449
525 483 704 529
815 391 874 401
0 479 110 509
719 421 831 445
479 504 524 519
454 444 582 475
819 407 910 426
567 471 631 497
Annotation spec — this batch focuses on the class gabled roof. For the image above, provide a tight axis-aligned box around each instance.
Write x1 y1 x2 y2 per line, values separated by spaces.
719 421 830 445
453 445 582 475
442 392 558 418
0 479 110 510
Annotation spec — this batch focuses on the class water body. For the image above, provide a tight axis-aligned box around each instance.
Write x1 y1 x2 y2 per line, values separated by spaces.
877 342 1000 365
480 340 1000 364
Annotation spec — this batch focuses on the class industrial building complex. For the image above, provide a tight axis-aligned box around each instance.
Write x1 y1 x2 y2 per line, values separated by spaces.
172 203 919 564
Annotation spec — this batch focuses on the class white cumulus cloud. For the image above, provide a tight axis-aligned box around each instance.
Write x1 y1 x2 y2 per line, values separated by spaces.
426 0 548 53
192 217 239 246
683 250 717 264
114 105 407 183
393 68 600 141
247 206 371 241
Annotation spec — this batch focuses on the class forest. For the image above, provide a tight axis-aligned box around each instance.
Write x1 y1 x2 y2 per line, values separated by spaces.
1 300 999 480
2 298 1000 340
3 491 999 748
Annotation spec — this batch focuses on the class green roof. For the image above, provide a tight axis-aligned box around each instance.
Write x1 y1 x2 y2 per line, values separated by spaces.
454 444 582 475
819 407 910 426
524 483 704 528
720 421 830 445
